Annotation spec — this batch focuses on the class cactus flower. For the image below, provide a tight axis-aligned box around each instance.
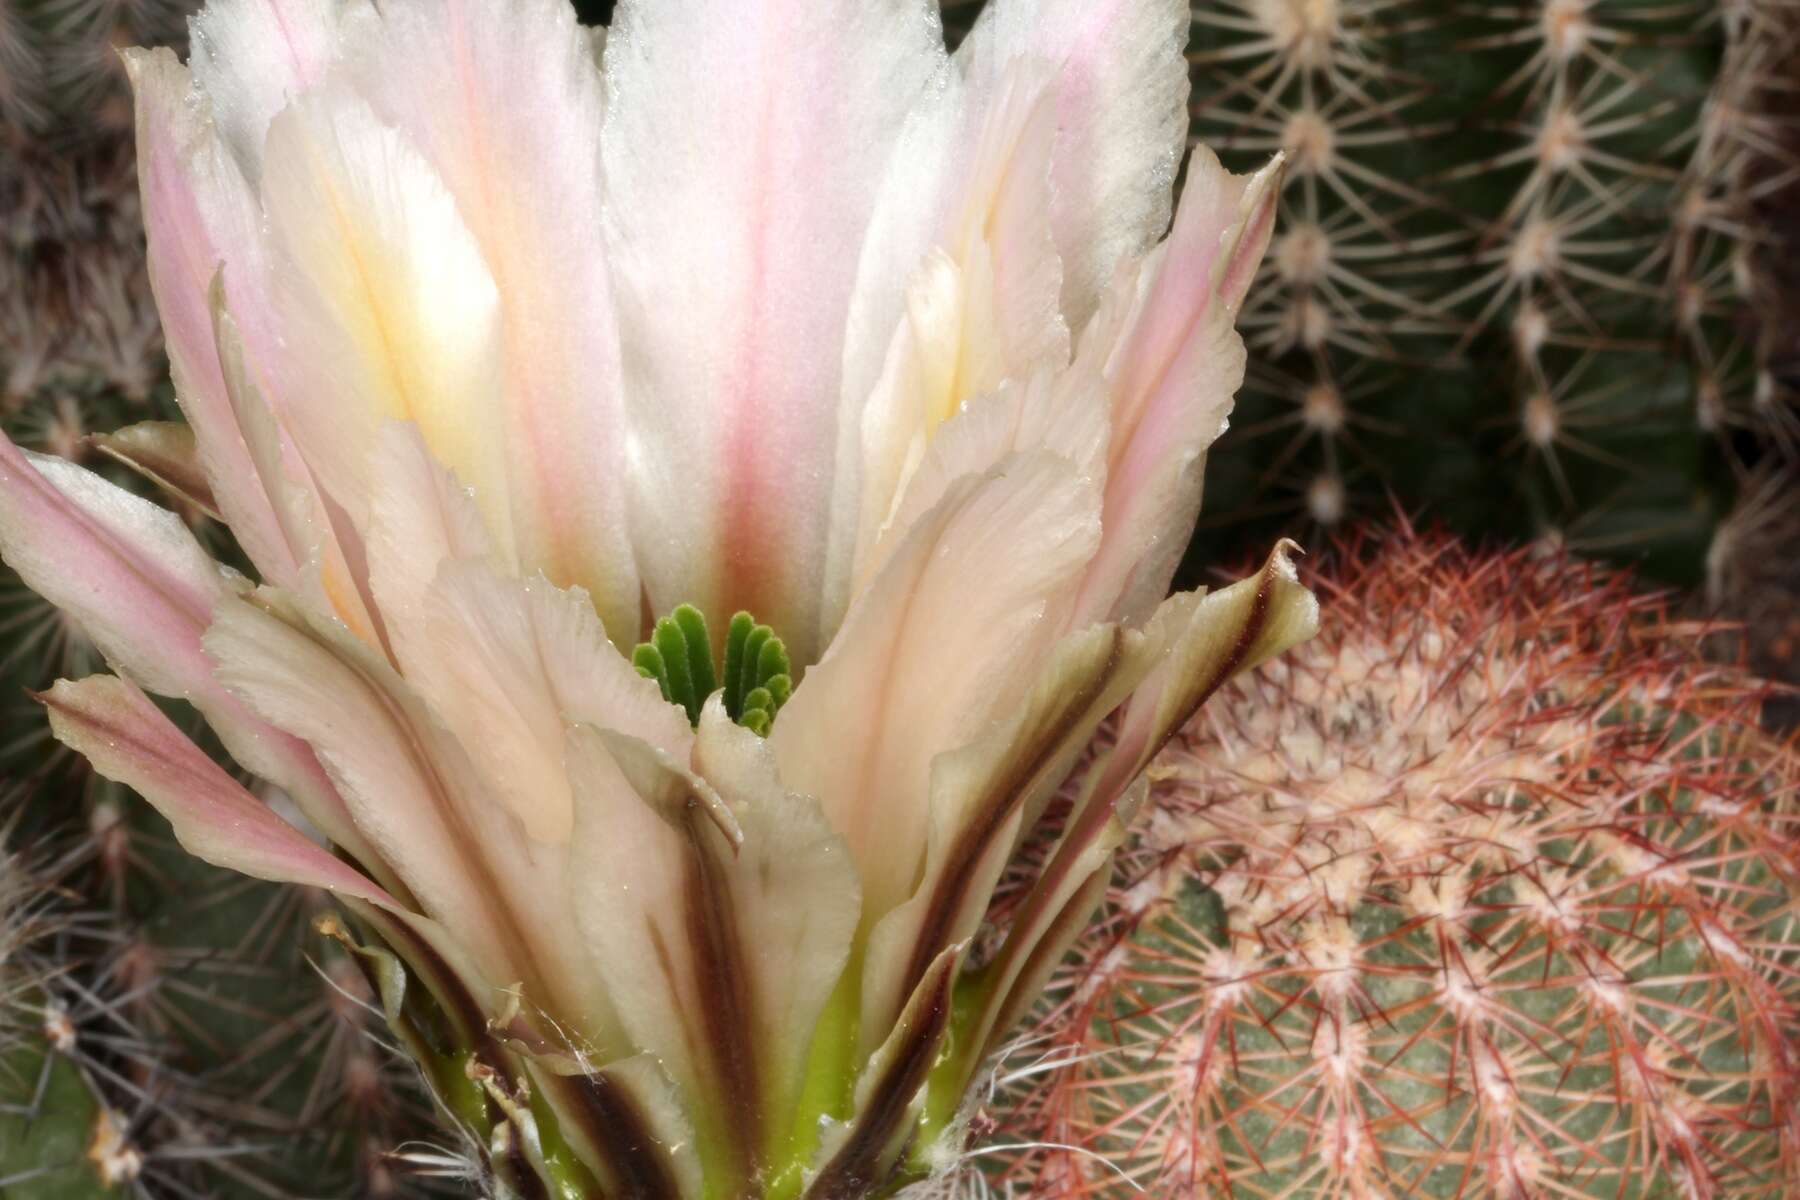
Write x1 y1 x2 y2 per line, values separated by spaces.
0 0 1316 1195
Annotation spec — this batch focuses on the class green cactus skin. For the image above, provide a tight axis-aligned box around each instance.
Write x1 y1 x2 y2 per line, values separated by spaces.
0 838 131 1199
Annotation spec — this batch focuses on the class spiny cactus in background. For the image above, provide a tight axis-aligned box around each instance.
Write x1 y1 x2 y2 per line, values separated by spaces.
989 523 1800 1198
1182 0 1800 589
0 0 192 417
0 819 133 1199
0 748 453 1198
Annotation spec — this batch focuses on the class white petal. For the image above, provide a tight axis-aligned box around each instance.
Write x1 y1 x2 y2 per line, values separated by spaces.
349 0 639 642
412 560 691 843
835 60 1071 618
601 0 942 663
189 0 369 181
958 0 1190 330
205 590 623 1048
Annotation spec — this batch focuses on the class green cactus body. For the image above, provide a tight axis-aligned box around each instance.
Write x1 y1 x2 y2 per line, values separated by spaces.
1181 0 1795 589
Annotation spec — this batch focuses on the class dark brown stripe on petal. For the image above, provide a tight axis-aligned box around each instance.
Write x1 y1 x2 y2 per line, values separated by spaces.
805 949 959 1200
542 1070 685 1200
679 809 763 1179
896 628 1126 1001
361 907 490 1046
980 863 1113 1064
497 1126 551 1200
1181 550 1277 725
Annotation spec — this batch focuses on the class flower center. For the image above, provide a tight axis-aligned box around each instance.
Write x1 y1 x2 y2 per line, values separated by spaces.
633 605 793 734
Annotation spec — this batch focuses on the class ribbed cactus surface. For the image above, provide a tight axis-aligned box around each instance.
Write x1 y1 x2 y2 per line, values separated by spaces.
1181 0 1797 590
993 524 1800 1197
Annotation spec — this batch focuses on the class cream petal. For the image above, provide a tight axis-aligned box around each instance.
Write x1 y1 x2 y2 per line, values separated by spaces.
260 89 511 552
864 359 1109 586
601 0 942 663
205 590 621 1048
524 1055 703 1200
188 0 369 182
41 674 396 907
364 420 497 667
806 942 962 1199
413 560 691 843
569 712 859 1186
348 0 639 643
566 727 744 1177
693 703 860 1143
959 544 1318 1075
854 620 1141 1054
957 0 1190 332
772 452 1099 923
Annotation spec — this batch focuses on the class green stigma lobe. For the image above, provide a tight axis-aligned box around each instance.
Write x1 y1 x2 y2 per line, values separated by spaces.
634 605 793 734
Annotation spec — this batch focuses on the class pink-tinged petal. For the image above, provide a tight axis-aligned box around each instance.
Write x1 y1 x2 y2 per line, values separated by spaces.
204 589 624 1051
772 452 1099 924
348 0 639 643
0 434 397 891
601 0 942 663
957 0 1190 331
188 0 369 181
213 299 384 646
1074 150 1284 627
568 716 857 1183
41 674 396 908
410 559 692 843
0 435 235 698
260 90 512 553
124 48 299 586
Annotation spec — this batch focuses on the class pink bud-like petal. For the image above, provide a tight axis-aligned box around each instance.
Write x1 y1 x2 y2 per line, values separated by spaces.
41 674 396 907
0 434 384 884
1075 149 1285 627
124 48 299 585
